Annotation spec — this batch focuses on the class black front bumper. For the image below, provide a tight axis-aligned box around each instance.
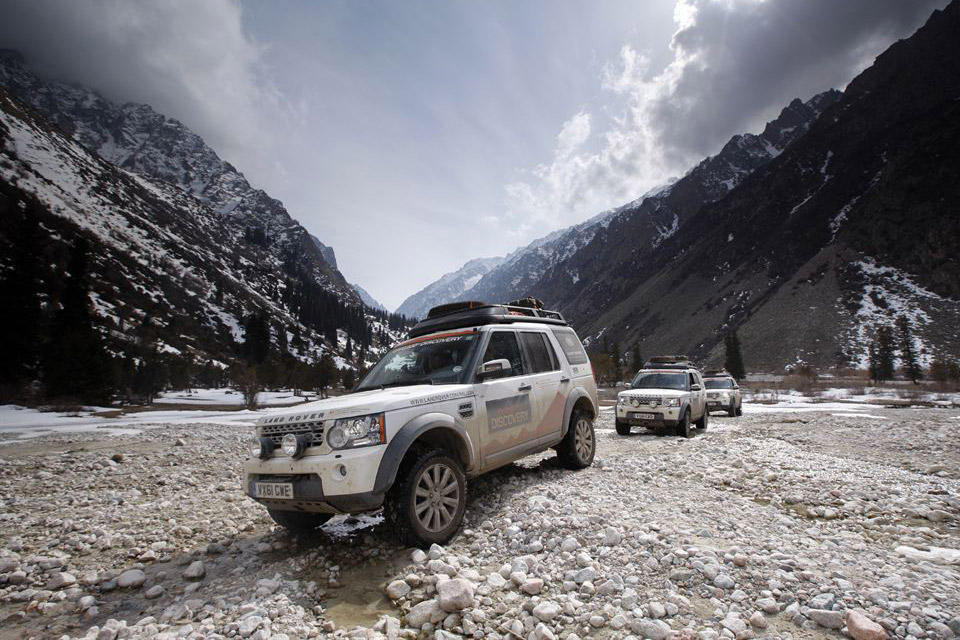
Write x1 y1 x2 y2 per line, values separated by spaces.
247 473 384 514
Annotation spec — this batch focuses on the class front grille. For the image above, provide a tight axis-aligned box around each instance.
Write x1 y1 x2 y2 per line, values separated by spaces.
627 395 663 407
260 421 326 448
707 392 718 399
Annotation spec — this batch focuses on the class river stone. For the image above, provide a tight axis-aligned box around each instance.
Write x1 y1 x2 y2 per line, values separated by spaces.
534 602 560 622
183 561 206 581
847 610 889 640
386 579 411 600
116 569 146 589
47 572 77 590
437 578 474 612
406 599 443 627
809 609 845 630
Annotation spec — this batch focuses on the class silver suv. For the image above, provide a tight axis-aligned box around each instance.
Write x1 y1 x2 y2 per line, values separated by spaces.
615 356 708 437
703 370 743 417
243 300 598 547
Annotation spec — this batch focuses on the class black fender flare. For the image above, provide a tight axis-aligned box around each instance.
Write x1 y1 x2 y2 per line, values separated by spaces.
561 388 598 437
679 399 692 420
372 413 476 495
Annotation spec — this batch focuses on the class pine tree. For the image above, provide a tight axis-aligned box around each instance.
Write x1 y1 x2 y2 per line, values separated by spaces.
609 340 621 382
242 312 271 365
874 325 896 382
724 330 746 380
315 353 337 398
868 340 880 382
897 316 922 384
0 205 45 398
341 368 356 390
42 237 115 404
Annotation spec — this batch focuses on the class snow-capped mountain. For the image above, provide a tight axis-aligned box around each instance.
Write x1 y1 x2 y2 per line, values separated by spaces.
396 256 504 319
0 50 359 306
547 2 960 369
352 283 387 312
0 53 404 372
459 90 840 308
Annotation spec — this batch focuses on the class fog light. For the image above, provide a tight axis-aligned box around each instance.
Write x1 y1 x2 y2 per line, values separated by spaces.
281 434 308 459
250 437 273 459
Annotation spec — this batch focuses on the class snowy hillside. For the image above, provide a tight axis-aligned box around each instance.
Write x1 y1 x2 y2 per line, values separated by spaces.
395 256 504 319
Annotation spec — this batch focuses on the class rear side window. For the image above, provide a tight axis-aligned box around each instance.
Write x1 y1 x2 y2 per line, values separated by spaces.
519 332 559 373
550 327 588 366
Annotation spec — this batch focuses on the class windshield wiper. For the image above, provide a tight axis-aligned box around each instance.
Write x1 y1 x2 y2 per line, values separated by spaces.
363 378 435 391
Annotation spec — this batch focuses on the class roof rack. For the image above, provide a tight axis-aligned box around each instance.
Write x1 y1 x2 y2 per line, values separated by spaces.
411 300 566 338
703 369 731 377
642 355 695 370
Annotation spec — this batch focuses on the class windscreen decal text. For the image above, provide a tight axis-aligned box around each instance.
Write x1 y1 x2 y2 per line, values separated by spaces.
486 394 532 432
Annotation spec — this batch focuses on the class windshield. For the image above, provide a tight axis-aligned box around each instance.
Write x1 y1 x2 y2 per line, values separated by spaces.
356 332 479 390
631 371 688 390
705 378 735 389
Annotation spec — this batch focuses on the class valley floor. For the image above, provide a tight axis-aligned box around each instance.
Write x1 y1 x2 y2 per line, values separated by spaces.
0 409 958 640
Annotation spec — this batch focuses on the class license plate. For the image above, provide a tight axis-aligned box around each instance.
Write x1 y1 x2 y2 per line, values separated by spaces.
255 482 293 499
708 401 720 407
630 412 655 420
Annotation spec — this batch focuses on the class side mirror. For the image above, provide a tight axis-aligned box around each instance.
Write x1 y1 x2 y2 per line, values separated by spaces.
477 359 512 381
691 383 701 391
625 382 632 389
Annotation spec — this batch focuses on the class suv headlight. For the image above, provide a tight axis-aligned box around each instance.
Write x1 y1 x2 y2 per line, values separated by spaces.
326 413 386 450
617 396 627 405
665 398 680 407
250 436 273 459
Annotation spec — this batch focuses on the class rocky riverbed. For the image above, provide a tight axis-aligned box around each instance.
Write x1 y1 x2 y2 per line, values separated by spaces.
1 409 958 640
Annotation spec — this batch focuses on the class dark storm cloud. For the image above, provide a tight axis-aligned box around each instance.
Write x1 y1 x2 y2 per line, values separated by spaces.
0 0 286 178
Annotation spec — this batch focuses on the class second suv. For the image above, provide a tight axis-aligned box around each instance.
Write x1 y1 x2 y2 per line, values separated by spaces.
703 369 743 417
243 300 598 547
615 356 707 438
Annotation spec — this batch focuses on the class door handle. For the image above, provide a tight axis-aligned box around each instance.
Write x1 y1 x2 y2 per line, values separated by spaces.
560 377 570 383
518 383 532 392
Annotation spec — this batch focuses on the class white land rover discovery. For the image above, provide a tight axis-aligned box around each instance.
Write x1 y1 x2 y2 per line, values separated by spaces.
243 300 598 547
615 356 708 438
703 369 743 417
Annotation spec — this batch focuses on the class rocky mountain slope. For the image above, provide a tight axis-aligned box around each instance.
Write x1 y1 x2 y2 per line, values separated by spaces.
0 50 357 305
551 2 960 369
459 90 841 312
0 56 401 377
396 256 503 319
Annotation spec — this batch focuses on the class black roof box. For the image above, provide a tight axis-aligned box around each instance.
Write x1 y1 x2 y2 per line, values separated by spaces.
703 369 731 377
643 355 694 370
410 300 566 338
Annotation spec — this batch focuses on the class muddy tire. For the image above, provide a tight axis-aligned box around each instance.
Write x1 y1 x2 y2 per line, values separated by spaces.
267 509 332 533
558 410 596 469
727 406 736 417
695 410 708 430
385 448 467 548
675 409 692 438
736 405 743 417
615 419 632 436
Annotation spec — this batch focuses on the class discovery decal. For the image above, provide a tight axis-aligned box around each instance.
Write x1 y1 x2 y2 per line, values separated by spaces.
486 394 532 433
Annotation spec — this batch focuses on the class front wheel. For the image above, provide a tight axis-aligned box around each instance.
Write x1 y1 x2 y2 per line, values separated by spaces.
736 405 743 417
267 509 332 533
385 448 467 548
615 419 632 436
675 410 692 438
558 410 595 469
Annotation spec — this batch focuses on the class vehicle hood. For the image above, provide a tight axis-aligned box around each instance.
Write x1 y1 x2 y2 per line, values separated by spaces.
255 385 475 425
619 389 688 400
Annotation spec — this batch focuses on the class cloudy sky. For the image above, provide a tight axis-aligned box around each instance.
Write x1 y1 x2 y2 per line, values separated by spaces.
0 0 947 309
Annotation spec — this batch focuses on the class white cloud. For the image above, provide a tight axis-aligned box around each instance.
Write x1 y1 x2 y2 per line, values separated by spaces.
505 0 947 233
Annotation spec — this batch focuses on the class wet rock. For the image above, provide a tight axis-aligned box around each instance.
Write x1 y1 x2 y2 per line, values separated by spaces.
144 585 164 599
386 579 411 600
183 560 206 581
116 569 145 589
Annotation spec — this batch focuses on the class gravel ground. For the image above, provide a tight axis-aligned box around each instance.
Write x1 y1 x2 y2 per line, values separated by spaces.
1 409 958 640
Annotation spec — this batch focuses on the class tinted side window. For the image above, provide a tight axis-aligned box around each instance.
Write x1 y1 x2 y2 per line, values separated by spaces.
519 332 558 373
550 327 588 365
482 332 525 377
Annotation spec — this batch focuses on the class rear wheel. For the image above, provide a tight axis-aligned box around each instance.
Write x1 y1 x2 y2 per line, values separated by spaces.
267 509 332 533
675 409 692 438
558 410 595 469
615 419 631 436
385 448 467 548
